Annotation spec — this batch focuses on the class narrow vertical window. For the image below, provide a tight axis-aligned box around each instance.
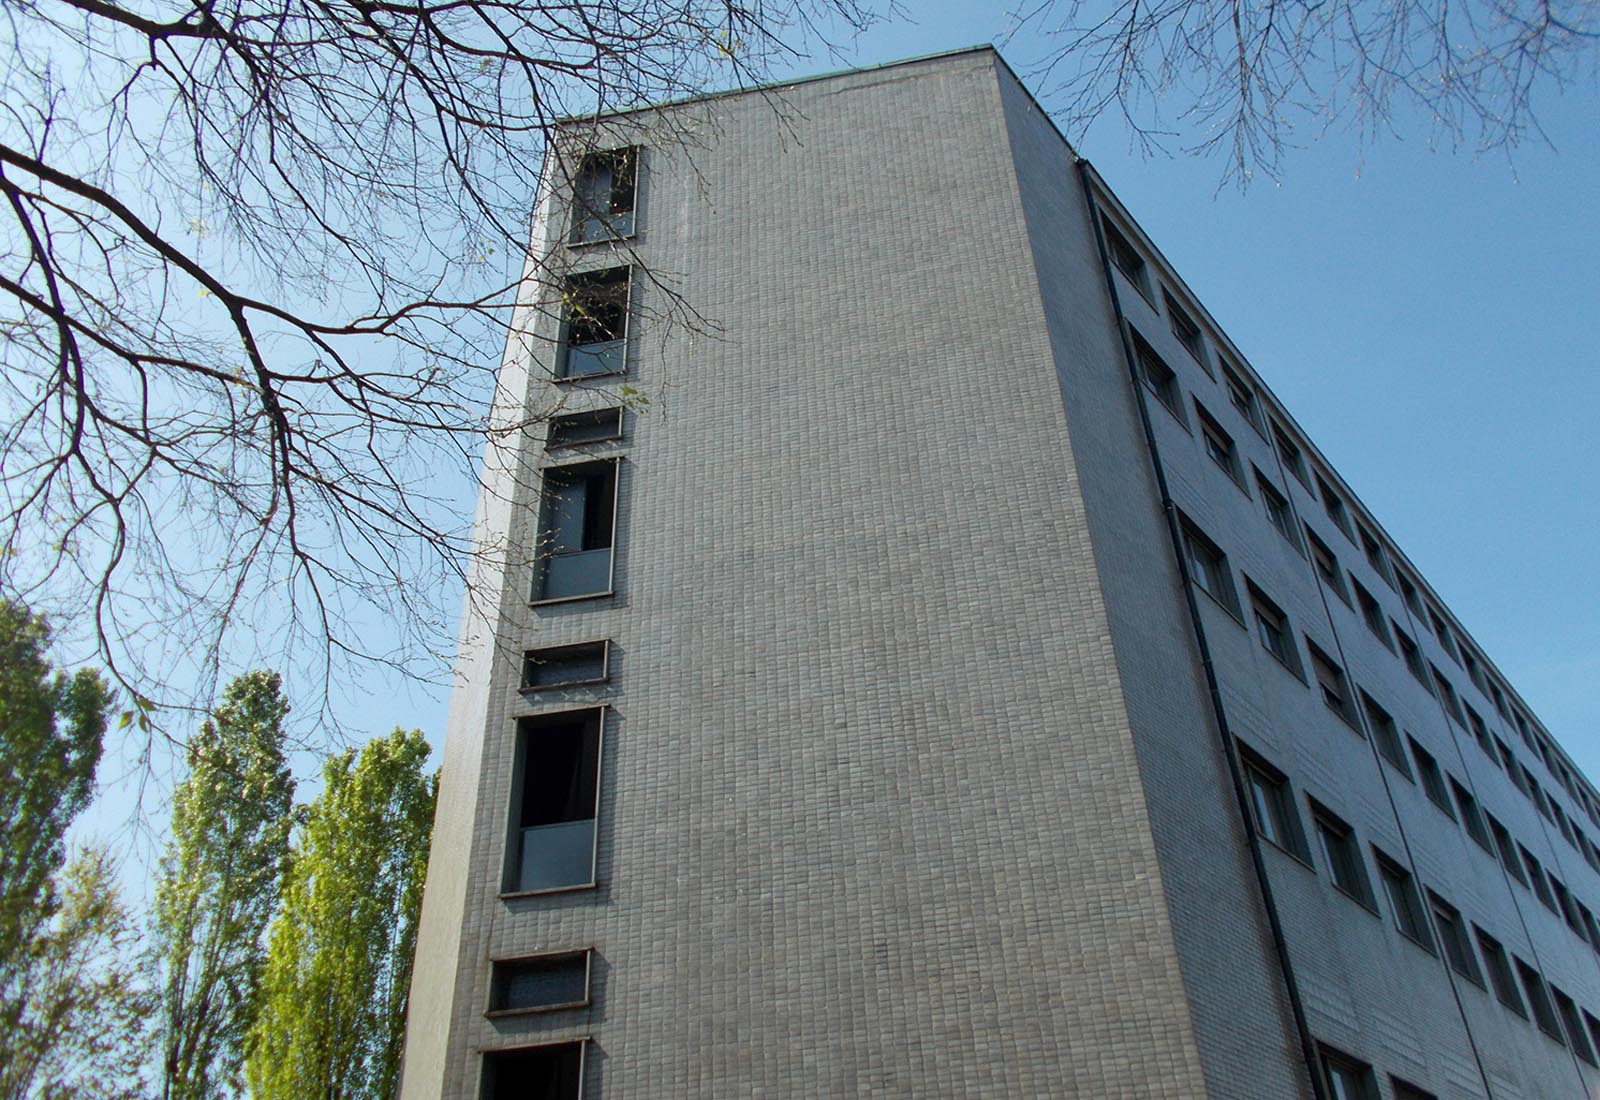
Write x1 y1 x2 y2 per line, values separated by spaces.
1408 737 1454 817
1305 527 1350 604
1515 958 1564 1040
1255 469 1300 549
1374 849 1434 950
557 267 630 378
1164 290 1209 370
1311 800 1375 907
1307 641 1357 729
505 709 603 894
1132 332 1186 424
1102 218 1152 300
1180 518 1241 617
1240 747 1309 860
1248 582 1301 677
1272 421 1312 488
1316 474 1355 540
1474 927 1525 1015
569 147 637 244
1360 692 1411 778
533 461 618 602
1426 892 1482 985
1223 363 1266 433
1196 402 1245 488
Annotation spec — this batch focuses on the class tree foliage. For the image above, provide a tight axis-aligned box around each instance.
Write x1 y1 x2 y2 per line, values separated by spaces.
0 849 151 1100
0 0 876 717
1010 0 1598 182
151 670 295 1100
248 728 436 1100
0 599 110 981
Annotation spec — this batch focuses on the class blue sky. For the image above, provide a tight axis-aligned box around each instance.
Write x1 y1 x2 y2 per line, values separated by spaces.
360 4 1599 773
80 2 1599 858
782 8 1600 778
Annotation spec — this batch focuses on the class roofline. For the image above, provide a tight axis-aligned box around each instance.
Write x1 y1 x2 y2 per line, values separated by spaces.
556 44 1002 126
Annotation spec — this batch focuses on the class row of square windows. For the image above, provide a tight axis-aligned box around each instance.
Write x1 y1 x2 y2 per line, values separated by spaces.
1110 250 1600 838
1243 740 1600 1078
1182 484 1600 882
1184 514 1600 908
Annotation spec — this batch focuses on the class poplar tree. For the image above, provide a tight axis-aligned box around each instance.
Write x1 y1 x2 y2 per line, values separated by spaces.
152 671 295 1100
248 729 436 1100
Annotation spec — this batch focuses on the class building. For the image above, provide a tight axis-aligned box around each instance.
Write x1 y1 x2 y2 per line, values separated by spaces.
399 47 1600 1100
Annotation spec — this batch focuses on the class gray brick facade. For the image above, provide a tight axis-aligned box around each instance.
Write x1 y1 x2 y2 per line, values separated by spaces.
401 48 1600 1100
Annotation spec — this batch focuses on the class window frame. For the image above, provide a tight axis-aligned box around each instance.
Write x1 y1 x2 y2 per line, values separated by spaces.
530 458 621 605
1179 516 1243 620
1240 745 1311 862
546 406 625 450
1310 798 1377 910
1163 289 1211 372
1102 217 1154 302
1247 580 1303 679
1131 330 1188 426
1307 639 1358 730
1408 736 1455 819
521 640 611 693
1515 957 1565 1042
1195 401 1247 490
567 145 639 245
1305 526 1351 605
502 707 606 897
1475 927 1526 1016
1374 848 1435 951
555 266 632 380
481 1040 589 1100
1271 420 1312 489
1360 691 1412 779
486 949 595 1018
1426 890 1483 986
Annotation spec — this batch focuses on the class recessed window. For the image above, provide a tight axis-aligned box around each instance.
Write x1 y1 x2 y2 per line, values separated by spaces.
482 1042 586 1100
1464 705 1494 757
1307 640 1358 729
489 950 592 1015
1271 421 1312 489
1428 608 1461 663
1514 709 1537 750
1360 691 1411 779
556 266 630 378
1196 402 1246 489
1374 849 1434 950
1247 582 1302 677
1554 986 1598 1064
522 641 610 692
1164 291 1209 369
1180 517 1241 618
1103 218 1153 300
1303 527 1350 605
1450 778 1494 854
1356 524 1395 587
1520 845 1557 912
1584 1010 1600 1060
1351 579 1393 651
1426 891 1483 986
1515 957 1564 1041
1319 1046 1379 1100
1311 800 1375 907
1551 876 1586 937
1489 680 1512 723
1431 666 1465 724
1222 363 1266 433
1487 813 1526 885
569 147 637 244
1460 645 1489 694
505 708 603 894
1495 737 1520 780
547 407 624 449
1475 927 1525 1015
1408 737 1454 818
532 460 618 603
1316 474 1355 541
1396 570 1425 619
1395 625 1430 687
1240 746 1310 860
1132 331 1187 425
1254 469 1300 549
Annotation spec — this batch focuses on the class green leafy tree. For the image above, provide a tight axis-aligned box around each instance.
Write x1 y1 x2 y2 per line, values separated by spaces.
248 729 436 1100
0 600 111 971
152 671 295 1100
0 848 151 1100
0 601 137 1100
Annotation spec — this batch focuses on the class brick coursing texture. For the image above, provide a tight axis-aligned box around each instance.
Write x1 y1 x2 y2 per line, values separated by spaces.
401 47 1600 1100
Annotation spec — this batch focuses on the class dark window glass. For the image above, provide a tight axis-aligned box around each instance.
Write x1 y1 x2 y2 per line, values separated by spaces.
1427 892 1482 985
1196 403 1245 487
1475 927 1525 1015
1248 582 1301 676
507 710 603 893
522 641 609 692
1305 528 1350 604
1241 748 1309 860
1133 332 1186 423
1450 779 1493 853
569 147 637 243
1361 692 1411 779
1516 958 1564 1040
1375 849 1434 950
1352 580 1393 651
482 1042 585 1100
1165 291 1208 367
557 267 629 378
548 407 624 449
1316 474 1354 540
1273 422 1311 488
1308 641 1357 728
1180 518 1241 617
1103 219 1152 298
1409 737 1454 818
1312 801 1375 907
490 952 591 1014
533 461 617 602
1255 470 1300 548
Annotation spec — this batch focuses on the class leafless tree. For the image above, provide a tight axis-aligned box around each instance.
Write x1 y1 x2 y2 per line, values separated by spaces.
1008 0 1597 181
0 0 876 726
